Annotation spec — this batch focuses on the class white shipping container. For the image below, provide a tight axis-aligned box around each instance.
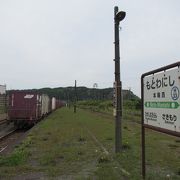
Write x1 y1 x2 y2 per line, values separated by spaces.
0 85 6 94
52 97 56 110
41 94 50 116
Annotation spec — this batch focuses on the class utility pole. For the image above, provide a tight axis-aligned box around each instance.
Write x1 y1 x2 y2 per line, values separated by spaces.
93 83 98 100
68 92 70 108
66 89 70 108
74 80 77 113
114 6 126 153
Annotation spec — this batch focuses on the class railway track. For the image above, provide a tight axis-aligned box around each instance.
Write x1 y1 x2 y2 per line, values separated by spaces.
0 128 17 153
0 128 17 141
0 119 8 125
0 124 31 154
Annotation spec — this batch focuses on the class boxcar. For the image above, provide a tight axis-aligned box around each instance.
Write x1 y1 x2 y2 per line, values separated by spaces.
41 94 50 117
8 90 64 128
51 97 56 111
8 91 49 127
55 99 61 109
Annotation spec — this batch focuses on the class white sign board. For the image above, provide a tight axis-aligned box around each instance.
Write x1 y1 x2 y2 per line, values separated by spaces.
143 67 180 133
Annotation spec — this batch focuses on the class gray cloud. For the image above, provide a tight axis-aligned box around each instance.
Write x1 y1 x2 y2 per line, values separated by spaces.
0 0 180 96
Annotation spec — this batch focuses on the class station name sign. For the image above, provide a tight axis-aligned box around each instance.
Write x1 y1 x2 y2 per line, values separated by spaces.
143 65 180 135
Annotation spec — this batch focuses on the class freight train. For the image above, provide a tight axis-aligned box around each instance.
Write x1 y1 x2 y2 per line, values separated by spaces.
8 90 64 128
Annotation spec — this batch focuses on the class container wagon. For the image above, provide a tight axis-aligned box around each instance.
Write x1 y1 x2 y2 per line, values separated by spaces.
8 91 64 128
41 94 50 117
51 97 65 110
51 97 56 111
8 91 50 128
56 99 64 109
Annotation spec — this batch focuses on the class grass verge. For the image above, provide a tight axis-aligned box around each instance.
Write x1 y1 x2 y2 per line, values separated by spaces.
0 107 179 179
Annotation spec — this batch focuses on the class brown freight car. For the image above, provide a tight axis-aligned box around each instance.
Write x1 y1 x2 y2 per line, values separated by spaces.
8 90 64 128
8 91 43 128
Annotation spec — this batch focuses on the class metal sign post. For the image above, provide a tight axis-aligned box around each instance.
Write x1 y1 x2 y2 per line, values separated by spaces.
141 62 180 179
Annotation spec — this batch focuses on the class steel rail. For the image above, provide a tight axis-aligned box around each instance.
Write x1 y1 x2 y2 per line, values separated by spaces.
0 128 17 141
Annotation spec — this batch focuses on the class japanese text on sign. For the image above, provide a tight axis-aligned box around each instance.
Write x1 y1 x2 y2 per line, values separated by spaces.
146 75 175 90
143 67 180 133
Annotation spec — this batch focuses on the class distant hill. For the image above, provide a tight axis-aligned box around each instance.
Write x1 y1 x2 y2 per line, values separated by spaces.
35 86 139 102
8 87 139 102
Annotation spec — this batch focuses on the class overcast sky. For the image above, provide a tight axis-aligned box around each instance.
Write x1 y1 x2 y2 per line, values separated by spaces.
0 0 180 96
